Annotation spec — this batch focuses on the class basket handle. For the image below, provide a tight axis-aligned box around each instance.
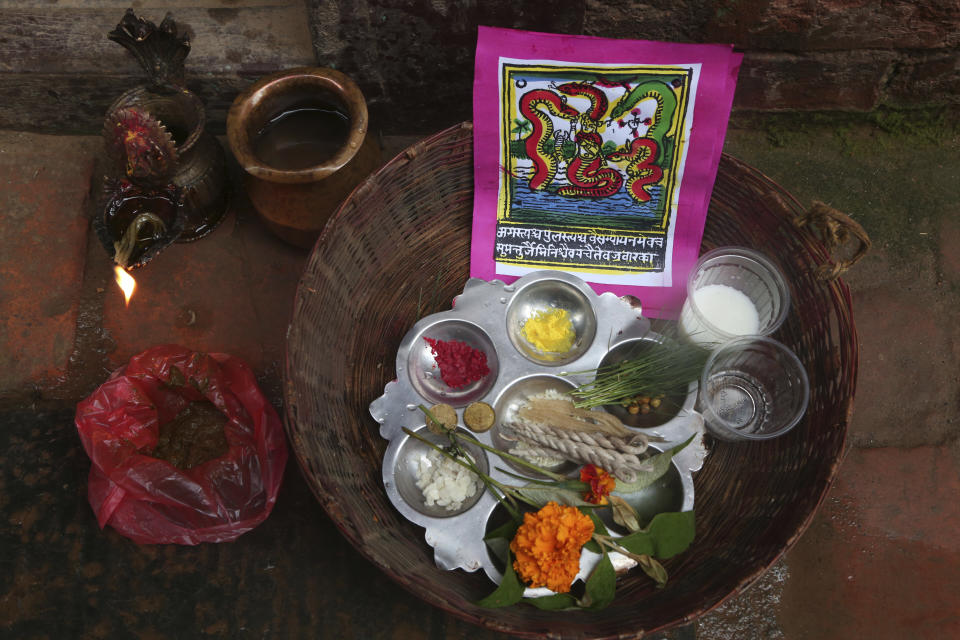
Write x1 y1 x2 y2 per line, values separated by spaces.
793 201 871 281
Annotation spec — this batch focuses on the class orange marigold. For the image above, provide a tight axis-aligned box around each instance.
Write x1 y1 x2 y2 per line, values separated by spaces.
580 464 615 505
510 501 594 593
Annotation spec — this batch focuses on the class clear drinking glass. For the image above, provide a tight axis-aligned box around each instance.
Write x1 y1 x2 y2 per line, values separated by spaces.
679 247 790 348
698 336 809 442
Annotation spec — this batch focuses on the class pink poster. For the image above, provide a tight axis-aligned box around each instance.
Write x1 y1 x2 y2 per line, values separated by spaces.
470 27 742 318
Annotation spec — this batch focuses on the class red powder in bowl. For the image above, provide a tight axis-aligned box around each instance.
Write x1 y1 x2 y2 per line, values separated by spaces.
424 338 490 389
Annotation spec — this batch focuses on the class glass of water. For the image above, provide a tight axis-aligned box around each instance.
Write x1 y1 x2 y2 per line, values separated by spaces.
698 336 809 442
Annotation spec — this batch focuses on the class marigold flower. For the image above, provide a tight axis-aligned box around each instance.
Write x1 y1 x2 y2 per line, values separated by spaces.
580 464 615 505
510 501 594 593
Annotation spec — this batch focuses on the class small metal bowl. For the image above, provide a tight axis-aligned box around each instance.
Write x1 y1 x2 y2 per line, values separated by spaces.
406 319 499 407
393 425 490 518
596 336 698 430
490 374 580 477
505 276 597 366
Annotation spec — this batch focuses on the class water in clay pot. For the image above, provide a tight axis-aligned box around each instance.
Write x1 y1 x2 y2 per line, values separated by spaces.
227 67 381 249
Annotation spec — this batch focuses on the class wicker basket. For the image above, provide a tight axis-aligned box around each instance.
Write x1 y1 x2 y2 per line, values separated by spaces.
284 122 857 638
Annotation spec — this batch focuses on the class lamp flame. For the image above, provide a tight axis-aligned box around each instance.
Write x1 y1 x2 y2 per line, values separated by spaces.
114 265 136 306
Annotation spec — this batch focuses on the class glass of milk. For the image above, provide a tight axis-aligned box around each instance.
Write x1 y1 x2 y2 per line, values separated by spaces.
679 247 790 348
698 335 809 441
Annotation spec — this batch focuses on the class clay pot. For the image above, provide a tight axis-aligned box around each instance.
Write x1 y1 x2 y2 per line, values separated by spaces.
227 67 381 248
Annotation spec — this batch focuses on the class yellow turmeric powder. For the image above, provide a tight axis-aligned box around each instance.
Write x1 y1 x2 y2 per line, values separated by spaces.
521 308 575 353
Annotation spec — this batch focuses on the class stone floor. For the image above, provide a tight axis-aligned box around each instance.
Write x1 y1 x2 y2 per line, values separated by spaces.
1 116 958 639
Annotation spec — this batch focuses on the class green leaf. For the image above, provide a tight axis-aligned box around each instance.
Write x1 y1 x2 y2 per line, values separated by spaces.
485 537 510 566
554 479 590 492
615 534 653 557
617 510 695 560
496 467 586 492
582 509 609 553
609 495 641 533
637 554 668 588
583 538 602 554
484 518 519 566
484 519 519 542
580 551 616 610
614 435 695 494
475 551 525 608
525 593 578 610
515 485 590 509
586 509 610 537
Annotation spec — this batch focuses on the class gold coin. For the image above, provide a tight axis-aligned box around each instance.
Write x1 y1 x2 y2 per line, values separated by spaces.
463 401 495 432
426 403 457 434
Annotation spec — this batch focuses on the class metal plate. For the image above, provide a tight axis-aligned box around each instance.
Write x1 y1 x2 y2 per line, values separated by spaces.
369 270 706 589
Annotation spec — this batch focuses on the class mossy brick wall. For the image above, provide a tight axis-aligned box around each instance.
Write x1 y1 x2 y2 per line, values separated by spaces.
0 1 317 134
0 1 956 134
307 0 960 134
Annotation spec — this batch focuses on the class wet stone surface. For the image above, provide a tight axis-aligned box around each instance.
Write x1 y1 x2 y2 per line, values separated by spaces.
0 132 98 397
0 406 484 638
0 406 696 639
697 560 789 640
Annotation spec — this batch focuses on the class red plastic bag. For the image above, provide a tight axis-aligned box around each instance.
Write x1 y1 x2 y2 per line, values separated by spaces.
75 345 288 544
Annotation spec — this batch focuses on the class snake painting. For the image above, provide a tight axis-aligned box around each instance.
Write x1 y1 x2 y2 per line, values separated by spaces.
517 79 677 202
558 131 624 198
607 137 662 203
609 80 677 164
518 88 579 190
556 81 608 134
545 82 622 198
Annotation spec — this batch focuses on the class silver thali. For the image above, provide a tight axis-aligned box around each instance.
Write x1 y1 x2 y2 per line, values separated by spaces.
369 270 707 592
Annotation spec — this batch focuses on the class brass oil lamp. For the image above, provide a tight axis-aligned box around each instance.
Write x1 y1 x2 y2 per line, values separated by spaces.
94 9 230 270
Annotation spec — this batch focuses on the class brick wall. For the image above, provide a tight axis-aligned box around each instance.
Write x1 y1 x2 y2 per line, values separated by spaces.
1 1 956 134
0 2 316 134
307 0 960 134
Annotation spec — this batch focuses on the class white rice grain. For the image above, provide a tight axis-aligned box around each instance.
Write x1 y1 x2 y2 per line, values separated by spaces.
415 448 481 511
